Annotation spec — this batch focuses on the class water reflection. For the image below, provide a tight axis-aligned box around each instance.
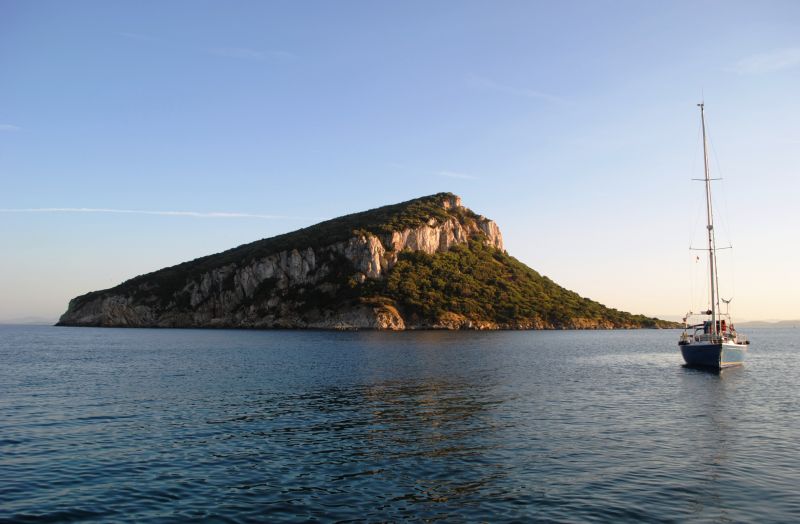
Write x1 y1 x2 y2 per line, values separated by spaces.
677 363 745 521
203 374 511 517
681 364 746 377
315 379 508 510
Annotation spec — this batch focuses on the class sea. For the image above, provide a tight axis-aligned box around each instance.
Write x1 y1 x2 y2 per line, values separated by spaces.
1 325 798 523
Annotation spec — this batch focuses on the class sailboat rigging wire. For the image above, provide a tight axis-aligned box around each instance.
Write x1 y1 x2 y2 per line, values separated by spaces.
687 120 705 258
706 118 737 302
687 118 707 314
689 252 694 313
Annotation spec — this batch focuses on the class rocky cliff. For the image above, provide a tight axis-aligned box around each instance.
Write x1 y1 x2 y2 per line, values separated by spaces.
58 193 674 330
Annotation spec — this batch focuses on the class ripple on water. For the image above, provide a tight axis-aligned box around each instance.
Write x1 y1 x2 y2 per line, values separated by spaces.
0 327 798 522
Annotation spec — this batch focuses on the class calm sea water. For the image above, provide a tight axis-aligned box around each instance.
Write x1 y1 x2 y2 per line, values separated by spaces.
1 326 798 523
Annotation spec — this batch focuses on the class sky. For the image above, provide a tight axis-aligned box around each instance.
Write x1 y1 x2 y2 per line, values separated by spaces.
1 1 798 323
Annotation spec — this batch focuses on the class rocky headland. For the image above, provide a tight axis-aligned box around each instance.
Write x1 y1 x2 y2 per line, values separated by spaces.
58 193 675 330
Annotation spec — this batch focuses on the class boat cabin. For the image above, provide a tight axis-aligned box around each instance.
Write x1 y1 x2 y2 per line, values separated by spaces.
703 319 727 334
679 315 748 346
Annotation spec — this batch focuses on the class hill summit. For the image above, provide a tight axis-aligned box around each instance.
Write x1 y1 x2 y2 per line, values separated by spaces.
58 193 674 330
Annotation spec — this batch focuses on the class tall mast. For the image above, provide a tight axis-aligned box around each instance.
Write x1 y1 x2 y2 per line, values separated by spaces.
699 103 719 336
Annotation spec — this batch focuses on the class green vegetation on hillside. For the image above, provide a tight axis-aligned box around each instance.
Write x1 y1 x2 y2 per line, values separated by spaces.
358 240 670 328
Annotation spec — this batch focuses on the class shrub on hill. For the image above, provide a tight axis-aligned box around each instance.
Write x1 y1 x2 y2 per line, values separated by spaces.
362 240 668 327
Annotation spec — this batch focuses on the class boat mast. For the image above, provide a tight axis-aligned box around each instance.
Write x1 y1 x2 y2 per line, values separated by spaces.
699 103 720 336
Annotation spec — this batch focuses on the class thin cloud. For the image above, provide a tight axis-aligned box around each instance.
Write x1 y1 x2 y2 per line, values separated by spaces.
436 170 478 180
468 75 564 104
0 124 21 132
730 47 800 74
210 47 296 61
0 208 309 220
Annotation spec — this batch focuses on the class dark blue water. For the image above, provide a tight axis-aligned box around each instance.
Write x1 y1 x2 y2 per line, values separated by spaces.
2 326 798 522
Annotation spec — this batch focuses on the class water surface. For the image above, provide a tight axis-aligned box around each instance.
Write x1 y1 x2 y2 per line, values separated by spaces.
1 326 798 522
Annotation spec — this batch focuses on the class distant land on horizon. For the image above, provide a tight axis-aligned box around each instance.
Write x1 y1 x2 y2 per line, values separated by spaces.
736 320 800 329
56 193 676 331
0 316 58 326
647 315 800 327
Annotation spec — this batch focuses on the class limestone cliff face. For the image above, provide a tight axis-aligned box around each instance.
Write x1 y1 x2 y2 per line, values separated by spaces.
58 195 506 329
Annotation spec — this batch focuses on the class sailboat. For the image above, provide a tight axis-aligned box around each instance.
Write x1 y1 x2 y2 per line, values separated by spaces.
678 103 749 369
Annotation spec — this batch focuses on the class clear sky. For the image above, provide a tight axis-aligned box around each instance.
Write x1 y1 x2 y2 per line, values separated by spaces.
1 1 798 323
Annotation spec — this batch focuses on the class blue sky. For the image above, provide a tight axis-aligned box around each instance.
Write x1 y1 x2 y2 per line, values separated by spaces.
1 1 798 322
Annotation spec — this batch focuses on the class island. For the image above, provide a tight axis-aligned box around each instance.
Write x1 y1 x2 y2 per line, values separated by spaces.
57 193 676 330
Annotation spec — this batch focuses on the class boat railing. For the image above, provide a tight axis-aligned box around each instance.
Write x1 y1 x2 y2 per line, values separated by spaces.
691 333 724 344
